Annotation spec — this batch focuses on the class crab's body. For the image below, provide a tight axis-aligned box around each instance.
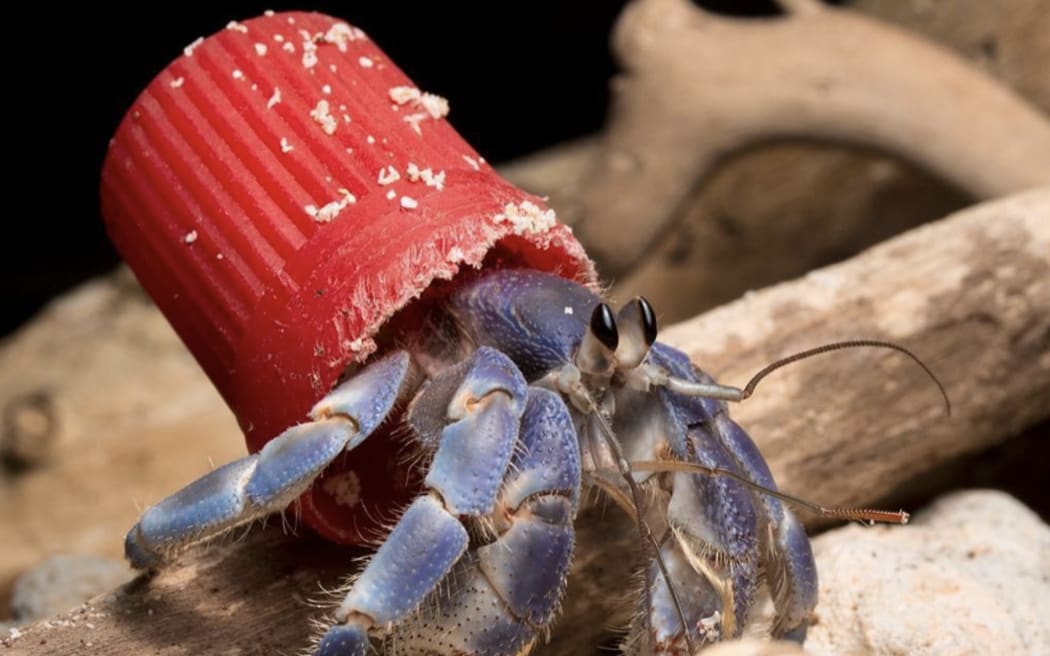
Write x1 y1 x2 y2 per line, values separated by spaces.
125 269 817 655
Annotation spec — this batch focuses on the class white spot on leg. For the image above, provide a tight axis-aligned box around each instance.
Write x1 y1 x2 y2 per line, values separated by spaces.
698 610 721 641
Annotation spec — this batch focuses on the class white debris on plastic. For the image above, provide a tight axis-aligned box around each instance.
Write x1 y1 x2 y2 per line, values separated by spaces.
389 86 450 135
492 201 557 236
389 86 422 105
323 22 366 51
267 87 282 109
232 69 245 80
226 20 248 34
304 189 357 224
446 246 466 263
400 196 418 210
254 42 268 56
358 56 374 68
462 155 481 171
419 93 449 119
280 137 293 153
169 77 184 89
300 30 318 68
183 230 198 244
406 162 446 190
377 165 400 186
401 113 427 136
183 36 204 57
309 100 338 135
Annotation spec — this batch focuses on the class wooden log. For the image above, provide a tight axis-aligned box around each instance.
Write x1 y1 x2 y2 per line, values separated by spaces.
4 189 1048 654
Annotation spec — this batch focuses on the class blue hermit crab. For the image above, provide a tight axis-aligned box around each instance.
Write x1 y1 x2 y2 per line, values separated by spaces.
102 11 933 656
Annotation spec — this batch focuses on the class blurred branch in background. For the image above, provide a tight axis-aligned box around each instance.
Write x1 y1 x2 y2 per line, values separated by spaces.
568 0 1050 277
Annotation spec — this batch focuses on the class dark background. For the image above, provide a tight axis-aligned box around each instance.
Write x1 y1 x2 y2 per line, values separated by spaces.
4 1 796 338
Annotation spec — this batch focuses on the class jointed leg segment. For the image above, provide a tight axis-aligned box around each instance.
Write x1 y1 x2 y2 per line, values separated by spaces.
125 352 414 570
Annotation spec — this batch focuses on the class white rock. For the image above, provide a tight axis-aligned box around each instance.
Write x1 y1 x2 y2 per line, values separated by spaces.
9 554 132 622
806 490 1050 655
702 638 807 655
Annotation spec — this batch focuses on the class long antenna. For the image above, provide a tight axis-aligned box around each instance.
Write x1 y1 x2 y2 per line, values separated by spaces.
630 459 909 525
740 339 951 415
653 339 951 417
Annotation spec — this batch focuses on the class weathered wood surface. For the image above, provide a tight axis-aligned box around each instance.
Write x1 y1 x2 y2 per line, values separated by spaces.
4 188 1047 654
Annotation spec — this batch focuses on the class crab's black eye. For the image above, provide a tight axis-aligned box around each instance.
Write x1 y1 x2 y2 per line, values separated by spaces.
637 297 657 346
589 303 619 351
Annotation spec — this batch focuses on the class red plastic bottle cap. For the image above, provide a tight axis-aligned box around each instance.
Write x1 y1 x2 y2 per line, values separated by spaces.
101 11 594 544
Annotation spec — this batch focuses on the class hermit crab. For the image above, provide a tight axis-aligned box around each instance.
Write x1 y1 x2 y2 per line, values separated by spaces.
101 12 941 655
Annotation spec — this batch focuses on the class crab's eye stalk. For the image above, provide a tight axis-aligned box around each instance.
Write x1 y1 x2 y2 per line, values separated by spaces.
638 297 657 345
590 303 619 351
615 297 658 370
576 303 619 375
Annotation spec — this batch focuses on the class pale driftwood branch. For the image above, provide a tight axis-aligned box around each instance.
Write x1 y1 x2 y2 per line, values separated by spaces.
7 190 1048 654
574 0 1050 274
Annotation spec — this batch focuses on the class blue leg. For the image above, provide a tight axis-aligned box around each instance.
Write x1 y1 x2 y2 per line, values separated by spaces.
712 413 818 641
638 538 727 652
317 347 536 655
648 342 818 642
388 388 581 655
124 352 414 569
638 421 759 648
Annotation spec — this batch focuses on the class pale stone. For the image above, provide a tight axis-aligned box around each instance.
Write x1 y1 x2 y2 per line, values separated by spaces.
807 490 1050 655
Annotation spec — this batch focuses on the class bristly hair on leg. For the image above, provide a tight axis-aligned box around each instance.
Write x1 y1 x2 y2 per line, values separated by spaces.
584 395 698 656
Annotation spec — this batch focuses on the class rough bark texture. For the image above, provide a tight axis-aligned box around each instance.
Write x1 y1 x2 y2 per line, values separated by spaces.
4 188 1047 654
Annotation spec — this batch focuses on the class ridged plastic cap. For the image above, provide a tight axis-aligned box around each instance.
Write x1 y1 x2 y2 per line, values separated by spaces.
101 11 594 543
